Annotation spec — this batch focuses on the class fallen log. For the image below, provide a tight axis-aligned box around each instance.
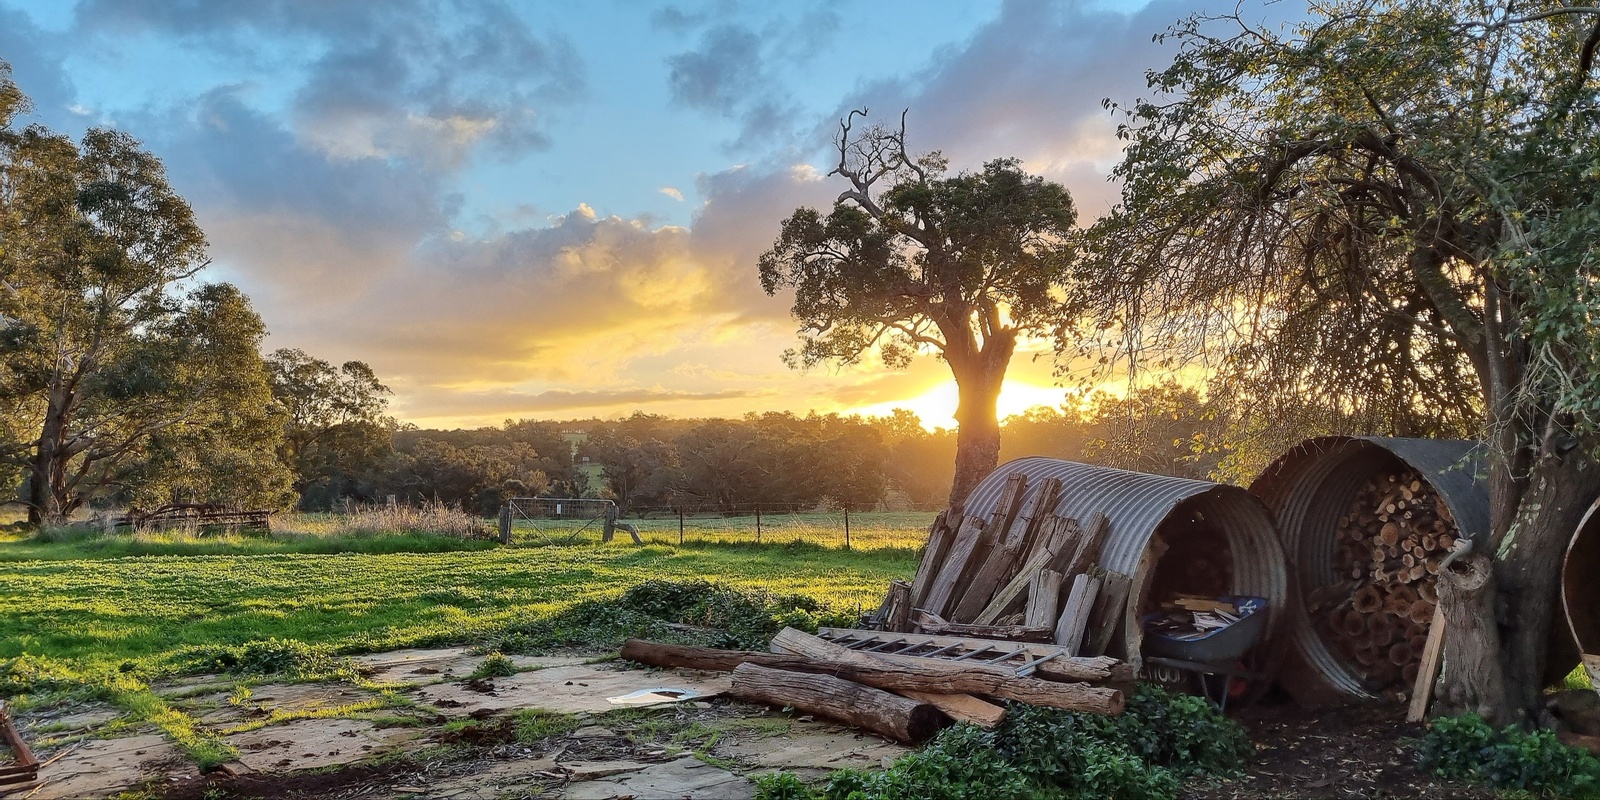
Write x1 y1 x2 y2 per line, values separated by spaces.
728 663 946 743
770 628 1124 714
619 639 1004 726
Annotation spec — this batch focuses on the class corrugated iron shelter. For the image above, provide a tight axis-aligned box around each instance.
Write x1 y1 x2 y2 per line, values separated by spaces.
1565 497 1600 685
959 457 1288 662
1249 436 1489 705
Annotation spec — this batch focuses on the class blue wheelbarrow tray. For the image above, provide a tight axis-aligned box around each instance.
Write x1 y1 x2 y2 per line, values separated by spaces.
1142 596 1269 664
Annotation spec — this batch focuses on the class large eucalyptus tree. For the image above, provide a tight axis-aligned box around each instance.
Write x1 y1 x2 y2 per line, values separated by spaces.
761 113 1077 504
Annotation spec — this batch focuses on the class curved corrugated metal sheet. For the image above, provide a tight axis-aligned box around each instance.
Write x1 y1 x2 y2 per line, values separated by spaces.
961 457 1289 650
1248 436 1489 704
1565 497 1600 656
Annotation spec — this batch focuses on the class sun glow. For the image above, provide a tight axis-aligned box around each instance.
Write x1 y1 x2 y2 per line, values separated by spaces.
849 380 1074 430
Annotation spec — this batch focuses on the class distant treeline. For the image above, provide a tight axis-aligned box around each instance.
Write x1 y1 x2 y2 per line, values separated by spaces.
295 381 1232 515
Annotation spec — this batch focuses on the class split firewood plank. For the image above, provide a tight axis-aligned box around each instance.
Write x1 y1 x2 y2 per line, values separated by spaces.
1054 573 1102 654
972 516 1075 625
1015 478 1064 571
728 663 947 743
912 611 1053 642
769 628 1124 715
1406 603 1447 723
886 580 913 633
814 628 1136 683
621 639 1004 727
1121 532 1168 662
942 474 1030 614
950 479 1058 621
920 514 989 617
908 511 954 610
1024 569 1065 629
897 690 1007 727
1060 512 1110 577
1083 572 1131 658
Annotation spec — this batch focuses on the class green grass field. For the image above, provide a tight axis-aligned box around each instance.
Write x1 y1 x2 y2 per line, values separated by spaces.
0 516 923 766
0 526 920 681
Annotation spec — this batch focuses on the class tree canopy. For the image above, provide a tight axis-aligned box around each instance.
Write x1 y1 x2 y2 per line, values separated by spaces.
1077 0 1600 719
0 65 288 522
760 112 1077 504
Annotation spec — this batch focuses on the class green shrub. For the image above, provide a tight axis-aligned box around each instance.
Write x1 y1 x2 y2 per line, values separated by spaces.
752 685 1249 800
172 638 357 680
470 652 517 679
495 579 855 654
754 771 817 800
1419 713 1600 797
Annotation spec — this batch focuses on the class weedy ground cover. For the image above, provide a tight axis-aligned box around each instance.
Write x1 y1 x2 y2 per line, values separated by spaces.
754 686 1253 800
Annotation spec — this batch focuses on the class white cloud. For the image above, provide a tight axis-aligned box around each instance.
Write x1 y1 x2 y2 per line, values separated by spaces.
659 186 685 201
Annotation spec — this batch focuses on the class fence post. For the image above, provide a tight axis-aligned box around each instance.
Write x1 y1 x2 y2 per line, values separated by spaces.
844 506 851 550
498 505 512 545
755 504 762 543
678 507 684 545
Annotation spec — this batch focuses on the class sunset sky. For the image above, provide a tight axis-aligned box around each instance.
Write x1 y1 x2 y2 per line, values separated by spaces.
1 0 1275 429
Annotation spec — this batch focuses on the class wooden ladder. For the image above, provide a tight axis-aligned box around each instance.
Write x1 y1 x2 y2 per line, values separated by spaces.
816 627 1072 677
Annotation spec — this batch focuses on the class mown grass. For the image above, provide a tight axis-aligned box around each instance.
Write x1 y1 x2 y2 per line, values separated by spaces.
0 533 915 680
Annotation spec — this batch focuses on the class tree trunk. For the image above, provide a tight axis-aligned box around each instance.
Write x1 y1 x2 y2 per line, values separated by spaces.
1495 446 1600 718
26 382 74 526
947 334 1017 507
1436 554 1509 723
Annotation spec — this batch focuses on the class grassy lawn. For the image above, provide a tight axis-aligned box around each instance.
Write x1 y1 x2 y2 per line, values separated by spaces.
0 531 918 679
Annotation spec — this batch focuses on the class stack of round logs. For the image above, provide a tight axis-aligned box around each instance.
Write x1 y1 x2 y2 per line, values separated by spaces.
1309 468 1458 691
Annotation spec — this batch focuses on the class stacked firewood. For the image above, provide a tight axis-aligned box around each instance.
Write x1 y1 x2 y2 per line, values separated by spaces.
875 474 1131 658
1310 469 1457 689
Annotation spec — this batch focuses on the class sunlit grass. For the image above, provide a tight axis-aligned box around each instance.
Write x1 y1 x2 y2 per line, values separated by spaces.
0 534 917 681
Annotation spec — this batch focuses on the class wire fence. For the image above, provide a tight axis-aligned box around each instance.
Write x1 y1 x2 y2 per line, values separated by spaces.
502 502 941 550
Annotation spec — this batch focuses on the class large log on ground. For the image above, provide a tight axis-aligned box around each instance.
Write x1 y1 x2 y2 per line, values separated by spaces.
619 639 1006 726
769 628 1124 715
727 663 946 743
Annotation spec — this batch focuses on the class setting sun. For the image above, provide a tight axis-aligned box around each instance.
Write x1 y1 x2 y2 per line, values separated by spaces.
850 380 1075 429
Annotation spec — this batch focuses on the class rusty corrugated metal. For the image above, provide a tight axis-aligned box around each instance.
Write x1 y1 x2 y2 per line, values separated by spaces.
1248 436 1489 705
960 457 1289 652
1565 497 1600 657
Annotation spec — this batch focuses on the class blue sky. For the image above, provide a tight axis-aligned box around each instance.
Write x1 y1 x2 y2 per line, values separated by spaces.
1 0 1274 428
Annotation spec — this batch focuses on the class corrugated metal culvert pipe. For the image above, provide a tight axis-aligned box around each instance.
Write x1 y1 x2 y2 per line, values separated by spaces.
960 457 1289 667
1249 437 1490 706
1565 497 1600 685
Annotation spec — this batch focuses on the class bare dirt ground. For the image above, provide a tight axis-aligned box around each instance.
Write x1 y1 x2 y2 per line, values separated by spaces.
7 647 907 800
5 647 1512 800
1183 700 1496 800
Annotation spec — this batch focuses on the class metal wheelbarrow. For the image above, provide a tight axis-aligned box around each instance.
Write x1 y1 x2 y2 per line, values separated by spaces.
1141 596 1269 711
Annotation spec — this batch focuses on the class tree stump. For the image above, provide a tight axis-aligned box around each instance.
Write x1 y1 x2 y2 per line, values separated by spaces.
1435 554 1509 724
